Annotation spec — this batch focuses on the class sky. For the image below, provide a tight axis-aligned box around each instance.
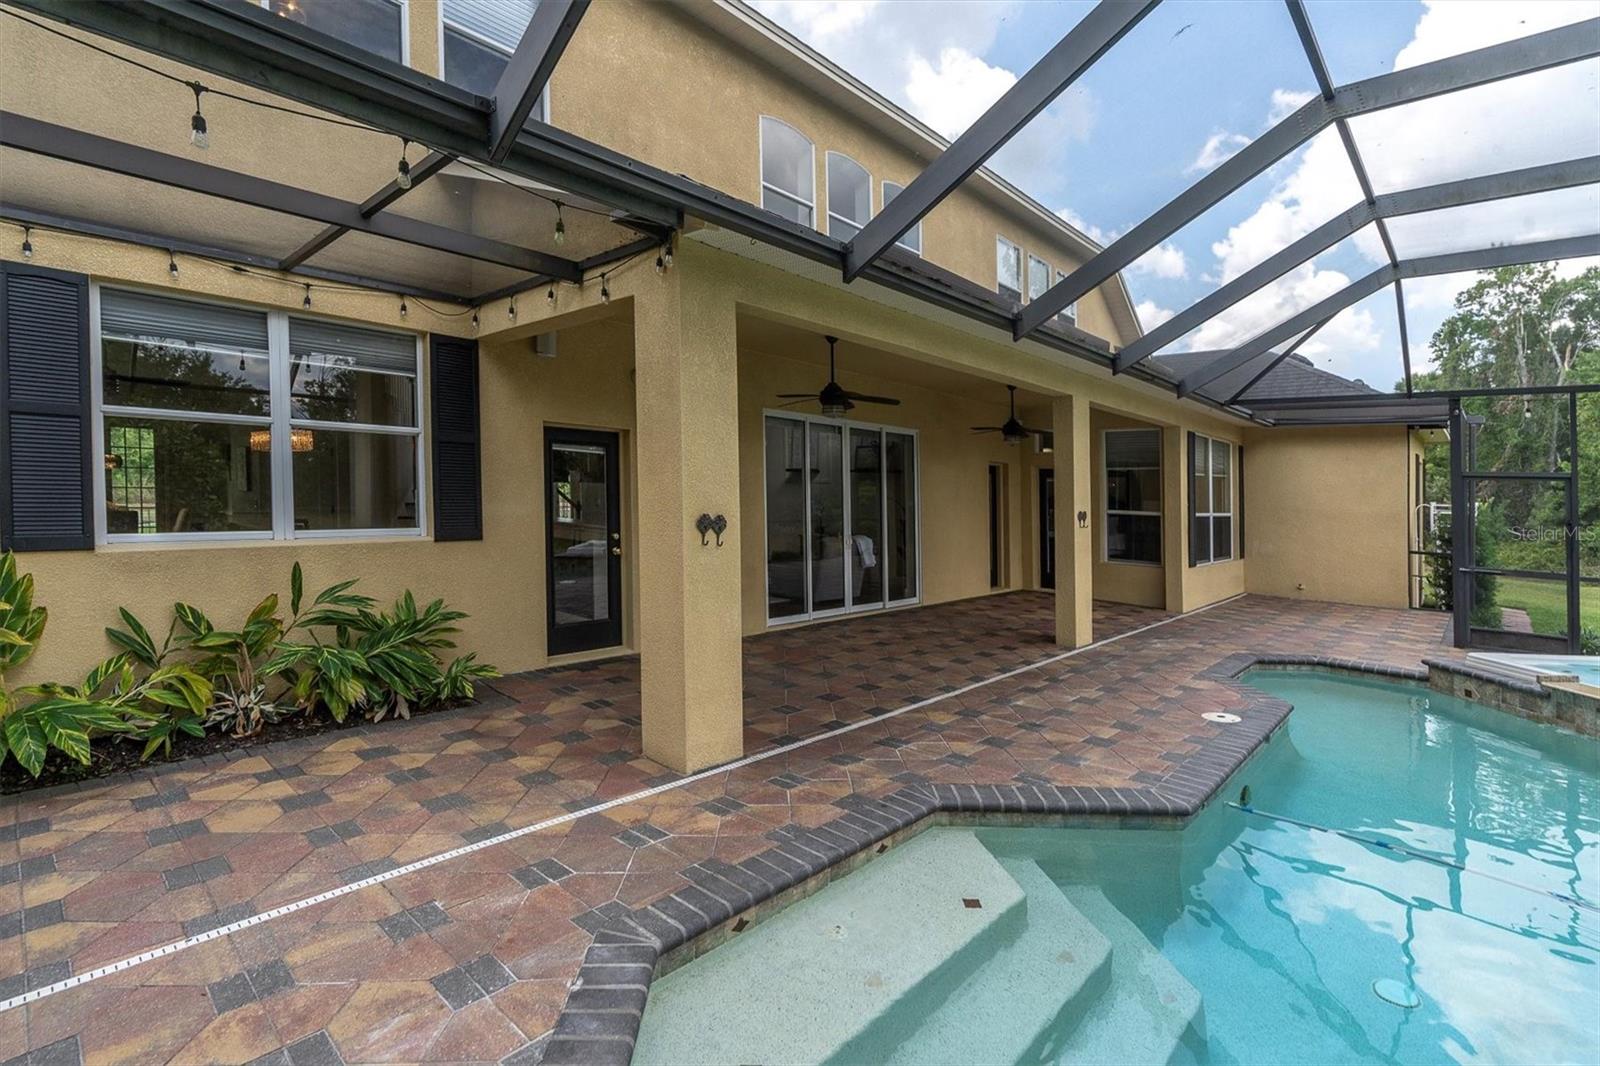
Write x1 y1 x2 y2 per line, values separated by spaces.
749 0 1598 391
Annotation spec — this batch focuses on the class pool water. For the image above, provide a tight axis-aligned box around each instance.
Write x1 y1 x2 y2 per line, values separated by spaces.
1468 652 1600 687
979 670 1600 1065
635 671 1600 1065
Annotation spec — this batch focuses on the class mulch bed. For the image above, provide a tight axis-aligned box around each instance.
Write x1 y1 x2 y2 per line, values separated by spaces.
1 686 507 796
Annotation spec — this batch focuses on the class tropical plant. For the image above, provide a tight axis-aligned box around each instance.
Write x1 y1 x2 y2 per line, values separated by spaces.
0 552 211 775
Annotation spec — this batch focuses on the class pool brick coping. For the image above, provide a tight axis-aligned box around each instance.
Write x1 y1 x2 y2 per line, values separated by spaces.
538 651 1429 1066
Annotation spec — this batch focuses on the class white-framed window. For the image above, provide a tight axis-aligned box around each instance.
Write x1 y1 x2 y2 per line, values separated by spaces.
881 181 922 255
825 152 871 241
440 0 549 121
93 287 424 543
1105 428 1161 565
760 116 816 227
1027 253 1052 304
1055 266 1077 324
262 0 407 65
997 236 1022 301
1191 433 1234 565
763 411 919 623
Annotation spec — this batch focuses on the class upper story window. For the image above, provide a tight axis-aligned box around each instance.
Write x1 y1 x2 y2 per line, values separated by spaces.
1190 433 1234 565
441 0 548 120
1056 266 1077 324
1027 254 1052 304
1105 428 1161 565
996 237 1022 301
263 0 404 64
881 182 922 255
97 288 423 542
760 117 815 227
826 152 871 241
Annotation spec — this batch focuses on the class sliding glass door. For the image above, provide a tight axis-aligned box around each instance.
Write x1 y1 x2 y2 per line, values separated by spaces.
764 412 918 624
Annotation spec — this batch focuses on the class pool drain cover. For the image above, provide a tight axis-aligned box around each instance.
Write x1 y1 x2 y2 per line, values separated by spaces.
1203 712 1242 724
1373 979 1421 1008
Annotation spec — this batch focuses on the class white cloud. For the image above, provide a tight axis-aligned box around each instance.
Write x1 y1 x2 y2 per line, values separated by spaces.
905 47 1017 141
754 0 880 39
1136 299 1176 329
1267 88 1315 125
1188 131 1252 174
1056 207 1109 246
1130 242 1189 280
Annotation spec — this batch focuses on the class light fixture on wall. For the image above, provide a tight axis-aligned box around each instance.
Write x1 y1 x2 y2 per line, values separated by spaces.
249 428 314 452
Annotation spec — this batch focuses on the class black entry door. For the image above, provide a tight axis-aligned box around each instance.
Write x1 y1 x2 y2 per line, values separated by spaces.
1039 469 1056 590
545 428 623 655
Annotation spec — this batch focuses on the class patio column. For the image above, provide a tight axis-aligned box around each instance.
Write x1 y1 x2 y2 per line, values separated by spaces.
632 259 745 773
1052 393 1094 646
1163 425 1187 613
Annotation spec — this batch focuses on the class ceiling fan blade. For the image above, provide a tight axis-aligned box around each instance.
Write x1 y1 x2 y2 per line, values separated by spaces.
1019 425 1049 435
776 398 813 409
970 426 1003 433
845 393 902 405
776 393 819 399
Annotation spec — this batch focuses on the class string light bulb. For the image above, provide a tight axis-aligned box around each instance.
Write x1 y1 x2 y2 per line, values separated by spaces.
396 138 412 190
508 297 517 322
662 242 673 269
600 273 610 304
399 296 408 319
1523 399 1533 420
168 252 179 280
20 226 32 259
547 284 556 306
655 251 665 275
471 309 480 331
302 283 312 309
553 202 565 246
187 82 209 149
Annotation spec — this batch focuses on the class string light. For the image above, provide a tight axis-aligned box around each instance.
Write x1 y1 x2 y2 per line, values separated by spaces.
508 297 516 321
600 272 610 304
553 202 566 246
187 81 209 149
547 284 556 306
302 283 312 309
168 252 179 280
396 138 412 190
662 242 673 269
1523 399 1533 419
20 226 32 259
471 309 480 331
399 295 408 318
655 250 665 275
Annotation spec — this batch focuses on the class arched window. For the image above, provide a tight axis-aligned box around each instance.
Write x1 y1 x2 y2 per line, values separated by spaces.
826 152 871 240
760 117 815 227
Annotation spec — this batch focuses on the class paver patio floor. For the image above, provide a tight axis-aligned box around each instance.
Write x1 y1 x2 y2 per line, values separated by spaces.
0 592 1454 1065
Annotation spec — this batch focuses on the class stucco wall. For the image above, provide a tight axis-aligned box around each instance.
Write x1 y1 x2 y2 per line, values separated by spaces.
1242 425 1412 608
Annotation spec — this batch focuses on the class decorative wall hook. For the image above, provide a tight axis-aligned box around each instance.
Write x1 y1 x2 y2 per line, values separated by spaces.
695 513 715 545
711 514 728 547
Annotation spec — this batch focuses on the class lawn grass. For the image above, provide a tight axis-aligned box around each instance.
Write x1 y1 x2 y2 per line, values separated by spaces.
1492 576 1600 636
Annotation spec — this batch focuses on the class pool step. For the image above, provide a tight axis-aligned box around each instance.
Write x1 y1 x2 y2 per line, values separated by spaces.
1053 884 1205 1065
632 829 1027 1066
845 857 1113 1066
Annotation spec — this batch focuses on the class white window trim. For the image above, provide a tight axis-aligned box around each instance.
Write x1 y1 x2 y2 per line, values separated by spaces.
996 235 1022 300
881 180 922 256
437 3 551 123
758 116 816 228
761 408 922 627
824 151 871 241
90 284 427 546
258 0 410 66
1103 427 1161 567
1193 433 1235 566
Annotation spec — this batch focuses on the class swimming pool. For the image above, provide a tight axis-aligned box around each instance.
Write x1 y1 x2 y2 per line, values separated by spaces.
635 670 1599 1065
1468 651 1600 687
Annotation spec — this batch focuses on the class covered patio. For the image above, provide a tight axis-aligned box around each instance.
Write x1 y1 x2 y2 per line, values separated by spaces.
0 593 1455 1064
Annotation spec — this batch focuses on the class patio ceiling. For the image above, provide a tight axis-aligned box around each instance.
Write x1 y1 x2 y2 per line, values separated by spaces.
1 0 1596 424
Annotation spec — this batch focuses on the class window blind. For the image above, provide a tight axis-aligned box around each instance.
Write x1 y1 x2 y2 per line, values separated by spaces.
442 0 536 50
100 289 268 353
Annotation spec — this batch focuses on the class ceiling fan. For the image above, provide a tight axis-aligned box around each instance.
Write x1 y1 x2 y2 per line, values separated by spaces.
777 335 901 418
972 385 1046 445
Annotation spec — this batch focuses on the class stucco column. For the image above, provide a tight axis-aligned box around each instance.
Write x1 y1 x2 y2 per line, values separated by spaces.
631 263 744 773
1052 394 1093 647
1163 425 1187 614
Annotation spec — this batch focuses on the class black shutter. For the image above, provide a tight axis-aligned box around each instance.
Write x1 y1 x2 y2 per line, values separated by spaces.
1186 431 1198 568
0 262 92 552
1237 443 1245 560
430 334 483 541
